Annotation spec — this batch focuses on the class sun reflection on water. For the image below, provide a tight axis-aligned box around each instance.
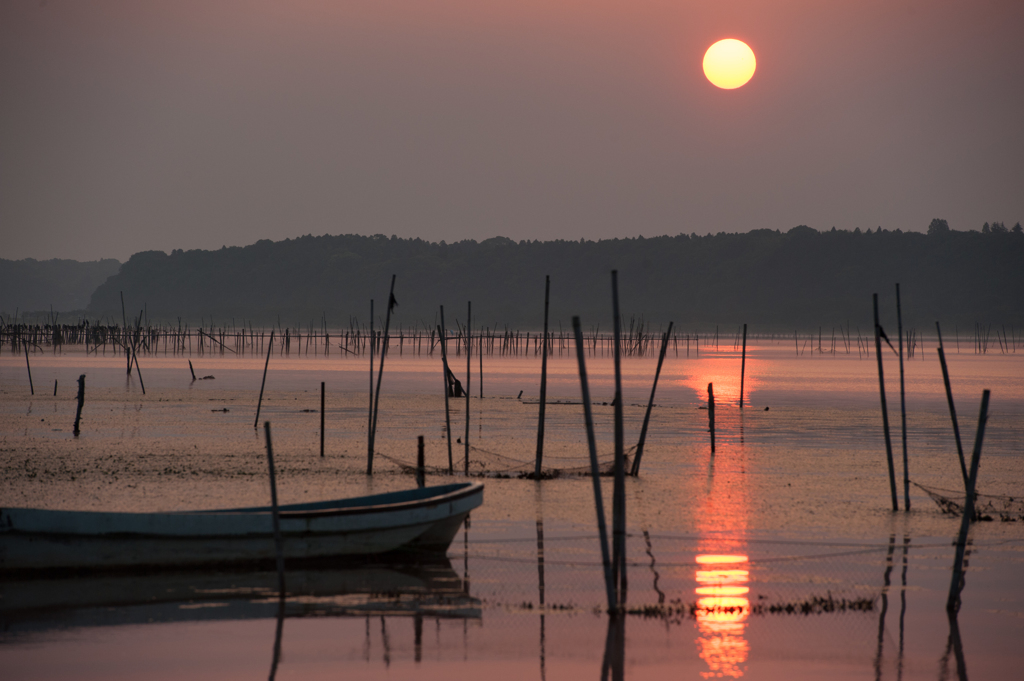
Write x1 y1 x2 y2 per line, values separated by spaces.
694 425 751 678
669 353 763 405
695 554 750 678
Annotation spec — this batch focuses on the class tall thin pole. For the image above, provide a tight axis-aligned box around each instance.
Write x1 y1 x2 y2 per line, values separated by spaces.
369 276 397 475
263 421 286 597
535 275 550 478
439 308 453 474
416 435 426 488
707 383 716 454
24 343 33 395
947 390 990 613
610 271 626 608
320 381 325 458
874 294 899 511
936 322 968 489
73 374 85 436
896 284 909 510
465 301 471 475
367 299 374 469
739 323 747 408
631 322 673 476
254 330 275 429
572 316 615 612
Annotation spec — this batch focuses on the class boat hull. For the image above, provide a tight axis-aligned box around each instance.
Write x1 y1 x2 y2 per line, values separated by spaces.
0 482 483 573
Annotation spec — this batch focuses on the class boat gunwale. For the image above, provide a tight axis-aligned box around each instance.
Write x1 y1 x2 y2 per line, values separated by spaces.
0 482 483 534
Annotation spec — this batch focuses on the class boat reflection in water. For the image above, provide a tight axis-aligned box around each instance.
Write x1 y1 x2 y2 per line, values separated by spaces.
695 553 750 678
0 556 480 636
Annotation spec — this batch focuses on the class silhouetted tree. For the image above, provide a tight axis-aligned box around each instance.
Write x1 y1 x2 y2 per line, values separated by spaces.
927 218 950 236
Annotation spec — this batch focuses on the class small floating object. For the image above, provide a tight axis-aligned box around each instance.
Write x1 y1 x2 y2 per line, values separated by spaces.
211 408 230 413
200 375 215 380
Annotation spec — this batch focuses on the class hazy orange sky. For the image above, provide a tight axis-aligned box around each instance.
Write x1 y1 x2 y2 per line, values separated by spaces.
2 0 1021 261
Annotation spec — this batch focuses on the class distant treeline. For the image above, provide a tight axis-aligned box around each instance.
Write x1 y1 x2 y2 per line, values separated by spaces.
0 258 121 316
76 224 1024 333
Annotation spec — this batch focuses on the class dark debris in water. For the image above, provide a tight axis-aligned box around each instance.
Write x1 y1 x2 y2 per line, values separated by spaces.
625 592 876 623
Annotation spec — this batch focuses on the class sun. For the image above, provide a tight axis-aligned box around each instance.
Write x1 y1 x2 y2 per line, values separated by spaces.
703 39 756 89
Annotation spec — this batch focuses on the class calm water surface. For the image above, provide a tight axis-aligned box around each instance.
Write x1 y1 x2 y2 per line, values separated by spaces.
1 340 1022 679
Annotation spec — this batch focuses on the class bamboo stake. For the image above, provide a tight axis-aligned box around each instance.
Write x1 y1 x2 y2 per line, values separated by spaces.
896 284 909 510
73 374 85 436
631 322 673 476
367 299 374 468
873 294 899 511
708 383 716 454
417 435 425 488
465 301 471 475
739 323 747 408
254 330 275 429
24 343 33 395
947 390 990 613
438 315 454 474
535 275 550 478
572 316 616 612
610 271 626 608
936 322 967 488
368 275 397 475
320 381 325 458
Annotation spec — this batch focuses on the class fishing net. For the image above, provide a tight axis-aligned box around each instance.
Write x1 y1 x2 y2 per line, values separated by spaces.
913 481 1024 522
378 444 634 480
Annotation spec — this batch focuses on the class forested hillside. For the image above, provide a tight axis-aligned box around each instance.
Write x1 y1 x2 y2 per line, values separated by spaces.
85 226 1023 332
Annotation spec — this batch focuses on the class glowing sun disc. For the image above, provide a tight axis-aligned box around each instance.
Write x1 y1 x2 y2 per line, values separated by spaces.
703 39 756 89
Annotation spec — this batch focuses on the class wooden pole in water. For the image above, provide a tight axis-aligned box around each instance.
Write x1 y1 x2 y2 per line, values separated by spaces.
417 435 426 488
263 421 286 596
631 322 673 476
610 271 626 609
320 381 325 458
896 284 909 511
439 310 453 474
367 299 374 468
369 275 397 475
254 330 274 429
873 294 899 512
535 275 550 478
24 343 33 395
739 323 747 408
188 360 196 381
73 374 85 436
465 301 471 475
708 383 716 454
572 316 616 612
53 379 57 396
936 322 967 488
947 390 989 613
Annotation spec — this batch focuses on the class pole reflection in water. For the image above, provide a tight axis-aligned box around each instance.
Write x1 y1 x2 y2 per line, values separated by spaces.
939 611 969 681
268 596 285 681
537 515 547 681
601 615 625 681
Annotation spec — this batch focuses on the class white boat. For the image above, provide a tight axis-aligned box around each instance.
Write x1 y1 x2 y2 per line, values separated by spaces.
0 481 483 572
